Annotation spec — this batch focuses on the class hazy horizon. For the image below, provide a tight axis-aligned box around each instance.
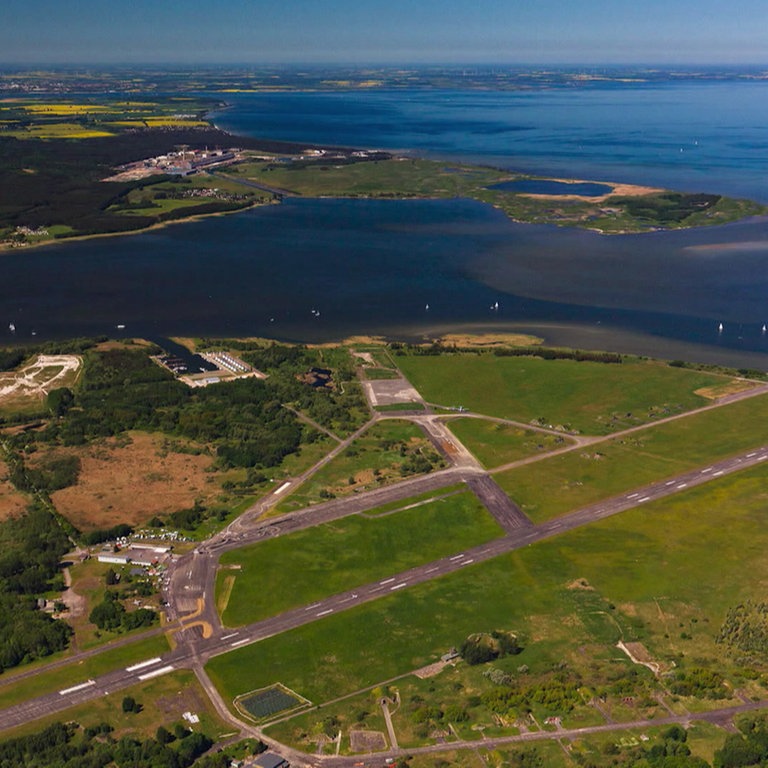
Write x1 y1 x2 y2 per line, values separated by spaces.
5 0 768 67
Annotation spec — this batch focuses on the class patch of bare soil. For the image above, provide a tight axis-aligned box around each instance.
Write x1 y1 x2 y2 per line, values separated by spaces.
0 467 27 520
50 432 218 531
349 730 387 752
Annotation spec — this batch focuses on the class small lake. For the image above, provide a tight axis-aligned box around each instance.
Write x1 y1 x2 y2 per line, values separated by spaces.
489 180 613 196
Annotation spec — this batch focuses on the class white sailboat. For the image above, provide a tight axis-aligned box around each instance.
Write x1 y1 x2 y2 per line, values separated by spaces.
718 322 723 333
8 323 15 333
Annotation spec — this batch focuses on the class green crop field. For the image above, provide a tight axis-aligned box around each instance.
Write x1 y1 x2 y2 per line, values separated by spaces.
207 463 768 717
395 353 745 434
445 416 575 467
495 390 768 522
217 490 504 626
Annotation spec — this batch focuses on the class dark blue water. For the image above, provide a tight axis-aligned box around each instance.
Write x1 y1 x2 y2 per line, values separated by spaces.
489 180 613 196
212 83 768 202
5 80 768 367
5 197 768 368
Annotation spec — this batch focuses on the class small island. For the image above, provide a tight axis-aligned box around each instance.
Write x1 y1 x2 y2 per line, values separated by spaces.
0 93 765 249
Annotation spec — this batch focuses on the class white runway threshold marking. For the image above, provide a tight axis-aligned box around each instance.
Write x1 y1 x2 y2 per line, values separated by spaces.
390 582 407 591
274 481 291 495
230 638 249 647
125 657 162 672
137 665 175 681
316 608 334 617
59 680 96 696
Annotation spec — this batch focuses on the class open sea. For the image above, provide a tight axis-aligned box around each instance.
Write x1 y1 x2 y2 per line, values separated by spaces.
4 79 768 366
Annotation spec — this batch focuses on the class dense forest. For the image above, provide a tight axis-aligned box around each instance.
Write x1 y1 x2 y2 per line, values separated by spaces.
0 504 73 671
0 127 345 239
0 721 222 768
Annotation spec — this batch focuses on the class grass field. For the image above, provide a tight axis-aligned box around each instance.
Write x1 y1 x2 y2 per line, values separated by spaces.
395 354 744 434
275 419 444 512
217 490 504 626
0 633 170 712
445 417 575 467
207 463 768 734
0 669 232 742
495 390 768 521
224 157 508 199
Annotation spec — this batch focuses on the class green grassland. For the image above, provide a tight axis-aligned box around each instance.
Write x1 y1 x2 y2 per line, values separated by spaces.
445 417 575 467
222 156 766 233
217 490 504 626
396 353 738 434
0 670 232 743
274 419 445 512
495 390 768 521
208 464 768 750
109 172 263 218
0 633 170 711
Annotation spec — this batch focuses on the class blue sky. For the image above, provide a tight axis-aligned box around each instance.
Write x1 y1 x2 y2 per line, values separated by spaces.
3 0 767 65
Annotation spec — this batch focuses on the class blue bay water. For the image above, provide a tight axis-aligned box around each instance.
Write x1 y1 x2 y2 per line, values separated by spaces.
4 80 768 366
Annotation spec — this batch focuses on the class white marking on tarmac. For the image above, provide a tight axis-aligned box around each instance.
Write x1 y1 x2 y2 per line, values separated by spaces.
449 554 465 561
638 496 651 503
665 480 675 485
701 467 713 473
677 483 687 489
230 638 249 647
138 665 174 681
713 470 724 476
759 456 767 461
221 633 238 640
316 609 334 616
125 657 162 672
462 559 475 565
59 680 96 695
627 493 639 499
380 578 395 585
390 583 408 591
305 603 322 611
747 453 756 457
274 481 291 495
425 567 439 573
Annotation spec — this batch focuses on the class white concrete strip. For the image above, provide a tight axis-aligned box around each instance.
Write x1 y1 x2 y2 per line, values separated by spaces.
274 481 291 495
125 657 162 672
390 582 408 591
137 665 175 681
316 608 334 617
59 680 96 696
